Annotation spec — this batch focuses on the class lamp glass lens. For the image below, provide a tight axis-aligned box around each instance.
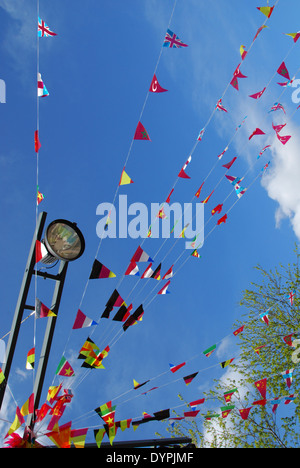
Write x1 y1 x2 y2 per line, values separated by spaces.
46 222 83 260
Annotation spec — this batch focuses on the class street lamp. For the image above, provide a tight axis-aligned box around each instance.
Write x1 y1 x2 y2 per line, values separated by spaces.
0 212 85 418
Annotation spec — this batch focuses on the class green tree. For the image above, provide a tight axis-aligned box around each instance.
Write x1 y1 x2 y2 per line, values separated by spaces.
161 248 300 447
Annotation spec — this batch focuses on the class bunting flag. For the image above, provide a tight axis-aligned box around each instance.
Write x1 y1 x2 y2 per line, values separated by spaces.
283 334 294 347
272 122 287 134
134 121 151 140
20 393 34 417
46 384 62 404
221 405 235 418
46 422 72 449
37 72 49 97
260 311 269 325
101 289 125 318
183 372 198 385
257 6 274 18
179 223 189 238
94 428 106 448
72 309 97 329
184 410 200 420
34 130 41 152
254 344 267 355
157 206 167 219
55 357 75 377
35 298 56 318
158 280 171 295
133 379 150 390
217 214 228 225
211 204 223 215
78 338 100 360
281 369 294 388
216 98 228 112
190 398 205 407
26 348 35 370
178 156 191 178
240 45 247 60
162 265 173 280
191 249 200 258
112 304 132 322
125 262 139 276
163 29 188 48
151 263 161 280
149 74 168 93
195 182 204 198
249 87 266 99
285 32 300 43
35 402 51 423
223 388 238 403
233 325 244 336
277 61 290 80
70 428 88 448
220 358 234 368
89 259 116 279
38 17 57 37
249 128 265 140
218 146 228 159
5 407 25 438
165 188 174 204
37 189 44 205
258 145 271 159
201 190 214 204
95 401 116 427
169 362 186 373
35 239 48 263
131 246 153 263
0 368 5 386
203 344 216 357
141 263 154 278
288 290 296 305
276 133 291 145
253 24 268 42
222 157 237 170
254 378 267 399
119 168 134 186
123 304 144 331
197 128 205 141
230 64 247 90
269 102 286 114
239 407 252 420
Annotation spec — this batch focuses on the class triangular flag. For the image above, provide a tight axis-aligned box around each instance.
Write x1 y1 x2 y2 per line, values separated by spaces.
178 156 192 179
141 263 154 278
211 204 223 216
131 246 153 263
149 74 168 93
134 121 151 140
26 348 35 370
119 167 133 186
20 393 34 417
157 280 171 295
276 133 291 145
70 428 88 449
38 17 57 37
277 61 290 80
162 265 173 280
35 298 56 318
281 369 294 388
220 358 234 368
203 344 216 357
240 45 247 60
183 372 198 385
169 362 186 373
217 214 228 225
163 29 188 48
249 87 266 99
55 357 75 377
239 407 252 420
133 379 150 390
249 128 265 140
5 407 25 438
222 157 237 170
257 6 274 18
37 72 49 97
72 309 97 329
195 182 204 198
35 239 47 263
285 32 300 43
151 263 161 280
89 259 116 279
254 378 267 399
125 261 139 276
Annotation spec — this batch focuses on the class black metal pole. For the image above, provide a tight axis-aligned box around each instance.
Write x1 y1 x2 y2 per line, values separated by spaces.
27 259 68 427
0 211 48 410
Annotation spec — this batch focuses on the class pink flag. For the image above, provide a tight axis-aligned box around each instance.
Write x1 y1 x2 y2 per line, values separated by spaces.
249 128 265 140
249 87 266 99
149 74 168 93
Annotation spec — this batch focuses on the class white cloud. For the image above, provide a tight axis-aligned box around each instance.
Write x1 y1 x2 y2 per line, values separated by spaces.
261 120 300 240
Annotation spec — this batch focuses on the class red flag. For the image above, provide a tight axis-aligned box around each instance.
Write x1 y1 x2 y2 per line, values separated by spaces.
211 204 223 215
134 121 151 140
195 182 204 198
222 157 237 170
34 130 41 152
217 214 227 225
254 378 267 399
249 87 266 99
276 133 291 145
239 407 252 420
249 128 265 140
149 74 168 93
277 61 290 81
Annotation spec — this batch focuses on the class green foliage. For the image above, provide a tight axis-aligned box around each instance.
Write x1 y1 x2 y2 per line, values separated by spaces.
162 246 300 447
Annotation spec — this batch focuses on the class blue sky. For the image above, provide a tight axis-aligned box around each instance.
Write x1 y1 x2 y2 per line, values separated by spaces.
0 0 300 446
